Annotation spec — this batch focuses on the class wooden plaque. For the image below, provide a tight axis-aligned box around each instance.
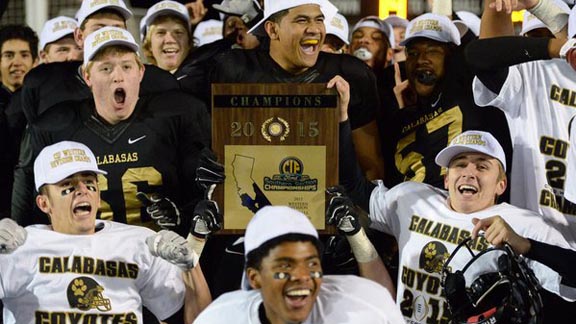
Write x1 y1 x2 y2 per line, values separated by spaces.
212 83 339 234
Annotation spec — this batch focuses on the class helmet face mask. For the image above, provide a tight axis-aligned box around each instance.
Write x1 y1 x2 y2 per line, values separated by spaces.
441 237 543 324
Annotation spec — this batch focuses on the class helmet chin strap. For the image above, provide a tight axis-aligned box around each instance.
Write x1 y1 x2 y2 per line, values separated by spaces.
273 271 323 280
353 48 373 61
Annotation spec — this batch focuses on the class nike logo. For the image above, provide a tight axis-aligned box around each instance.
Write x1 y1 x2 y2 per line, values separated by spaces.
128 135 146 144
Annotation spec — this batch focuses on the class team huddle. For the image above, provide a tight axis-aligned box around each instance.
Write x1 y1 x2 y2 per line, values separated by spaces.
1 0 576 323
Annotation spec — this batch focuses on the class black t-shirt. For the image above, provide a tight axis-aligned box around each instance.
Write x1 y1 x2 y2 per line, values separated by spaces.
211 49 379 130
378 46 513 192
21 90 210 228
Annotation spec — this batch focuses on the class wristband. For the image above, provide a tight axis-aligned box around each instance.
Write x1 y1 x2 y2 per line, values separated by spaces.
528 0 569 34
345 228 379 263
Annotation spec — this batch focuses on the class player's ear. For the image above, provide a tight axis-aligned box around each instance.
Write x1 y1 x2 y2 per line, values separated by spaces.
73 27 84 49
265 21 279 40
82 65 92 87
36 193 51 214
443 170 449 190
247 267 262 289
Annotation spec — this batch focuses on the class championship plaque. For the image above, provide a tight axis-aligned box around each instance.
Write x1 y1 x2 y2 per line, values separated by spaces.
212 83 338 234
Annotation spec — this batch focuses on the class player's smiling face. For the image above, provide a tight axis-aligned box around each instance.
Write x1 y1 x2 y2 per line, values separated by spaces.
36 172 101 235
266 4 325 74
405 39 448 98
84 49 144 125
444 153 507 214
150 16 191 72
248 241 322 324
0 39 37 92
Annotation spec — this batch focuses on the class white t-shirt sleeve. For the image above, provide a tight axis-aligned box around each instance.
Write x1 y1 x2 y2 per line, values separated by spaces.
368 180 400 236
565 121 576 203
472 66 526 118
137 245 186 320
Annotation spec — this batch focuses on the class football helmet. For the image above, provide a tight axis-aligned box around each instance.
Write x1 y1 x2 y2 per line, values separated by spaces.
441 237 543 324
67 276 112 311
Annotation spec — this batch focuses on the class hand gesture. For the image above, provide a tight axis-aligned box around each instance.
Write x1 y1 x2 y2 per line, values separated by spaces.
327 75 350 122
212 0 260 22
186 0 208 26
137 192 181 229
196 148 225 195
146 230 199 270
326 186 361 236
393 62 415 109
471 216 531 255
0 218 27 253
191 199 222 238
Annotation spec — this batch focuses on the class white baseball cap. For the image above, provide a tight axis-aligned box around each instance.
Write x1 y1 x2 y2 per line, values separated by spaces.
570 4 576 38
400 13 461 46
193 19 224 47
248 0 338 36
39 16 78 50
76 0 132 27
34 141 107 191
352 16 395 49
141 0 190 41
242 205 319 290
435 130 507 171
326 12 349 45
454 11 480 37
383 15 409 29
83 26 138 67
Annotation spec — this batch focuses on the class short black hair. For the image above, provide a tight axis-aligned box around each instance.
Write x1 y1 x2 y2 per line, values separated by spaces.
246 233 322 270
0 24 39 60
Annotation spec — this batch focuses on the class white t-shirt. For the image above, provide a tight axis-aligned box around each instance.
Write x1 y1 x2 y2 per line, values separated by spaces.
565 120 576 203
193 275 405 324
0 220 185 323
369 181 576 324
473 59 576 246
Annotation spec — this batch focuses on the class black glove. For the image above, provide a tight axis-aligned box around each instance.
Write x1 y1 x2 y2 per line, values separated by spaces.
196 148 225 195
137 192 181 229
191 199 222 238
326 186 361 236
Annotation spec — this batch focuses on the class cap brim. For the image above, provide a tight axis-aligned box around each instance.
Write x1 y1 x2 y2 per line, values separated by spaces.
400 32 460 46
37 167 107 191
86 39 139 64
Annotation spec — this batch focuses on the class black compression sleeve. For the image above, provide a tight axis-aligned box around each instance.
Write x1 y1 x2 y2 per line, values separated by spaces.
525 239 576 287
465 37 550 94
339 120 376 212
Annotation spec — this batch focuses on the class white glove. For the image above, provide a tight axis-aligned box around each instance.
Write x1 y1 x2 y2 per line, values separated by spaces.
0 218 27 254
213 0 260 23
146 230 199 271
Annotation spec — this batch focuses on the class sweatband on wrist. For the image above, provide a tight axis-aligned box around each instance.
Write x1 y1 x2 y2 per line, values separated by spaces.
187 233 207 258
346 228 379 263
528 0 569 34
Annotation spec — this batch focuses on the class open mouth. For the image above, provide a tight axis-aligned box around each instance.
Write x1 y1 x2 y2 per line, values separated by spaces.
415 69 437 85
458 184 478 195
73 202 92 215
301 39 319 55
114 88 126 104
285 288 312 307
163 48 179 55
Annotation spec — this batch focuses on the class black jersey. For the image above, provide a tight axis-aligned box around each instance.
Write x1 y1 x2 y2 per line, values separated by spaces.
20 90 210 227
378 48 513 192
211 49 379 130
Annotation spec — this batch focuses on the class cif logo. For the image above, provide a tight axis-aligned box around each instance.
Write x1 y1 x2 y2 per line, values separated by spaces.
280 157 303 176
